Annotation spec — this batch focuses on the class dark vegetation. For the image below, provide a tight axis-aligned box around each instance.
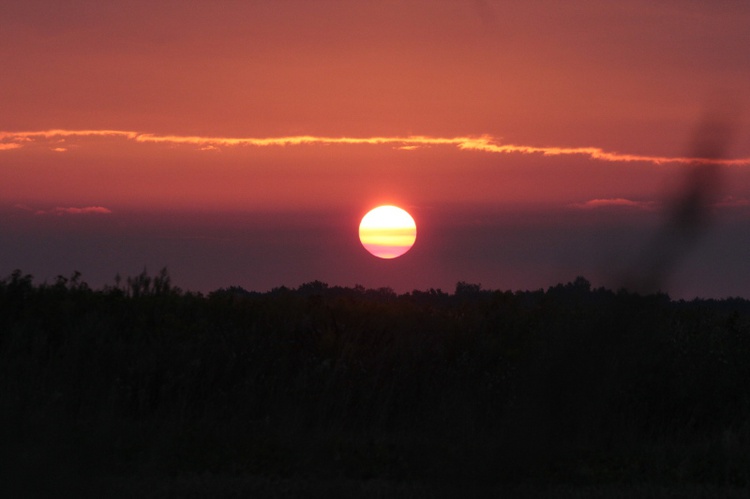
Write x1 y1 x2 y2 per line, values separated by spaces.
2 269 750 497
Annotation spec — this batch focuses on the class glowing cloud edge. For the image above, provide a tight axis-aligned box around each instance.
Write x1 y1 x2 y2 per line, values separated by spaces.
1 129 749 166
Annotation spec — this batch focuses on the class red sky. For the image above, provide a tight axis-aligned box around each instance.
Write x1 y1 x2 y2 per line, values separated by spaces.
2 1 750 298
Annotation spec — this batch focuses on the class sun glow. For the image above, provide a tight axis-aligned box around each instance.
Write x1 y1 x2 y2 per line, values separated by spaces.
359 205 417 259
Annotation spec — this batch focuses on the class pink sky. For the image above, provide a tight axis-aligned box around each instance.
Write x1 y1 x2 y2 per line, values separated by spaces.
1 1 749 297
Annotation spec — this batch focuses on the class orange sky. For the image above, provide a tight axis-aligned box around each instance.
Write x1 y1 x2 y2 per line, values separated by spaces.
1 1 750 297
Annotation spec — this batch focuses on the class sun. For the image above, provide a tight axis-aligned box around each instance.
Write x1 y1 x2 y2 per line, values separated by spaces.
359 205 417 259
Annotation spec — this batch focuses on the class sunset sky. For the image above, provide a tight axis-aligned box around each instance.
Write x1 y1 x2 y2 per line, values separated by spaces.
2 1 750 298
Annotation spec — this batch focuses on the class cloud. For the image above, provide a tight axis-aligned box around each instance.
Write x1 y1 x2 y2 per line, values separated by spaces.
572 196 750 214
2 129 750 166
0 129 138 141
715 196 750 208
31 206 113 215
572 198 658 210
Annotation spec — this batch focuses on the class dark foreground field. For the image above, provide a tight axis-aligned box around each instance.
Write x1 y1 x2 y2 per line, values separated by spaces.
2 270 750 497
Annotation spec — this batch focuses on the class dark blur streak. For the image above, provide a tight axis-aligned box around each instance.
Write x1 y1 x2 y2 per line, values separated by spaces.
624 114 735 295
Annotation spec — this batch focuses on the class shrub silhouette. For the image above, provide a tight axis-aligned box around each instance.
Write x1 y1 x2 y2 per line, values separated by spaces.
2 270 750 495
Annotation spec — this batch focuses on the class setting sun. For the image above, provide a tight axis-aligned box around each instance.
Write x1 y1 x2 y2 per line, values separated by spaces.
359 205 417 259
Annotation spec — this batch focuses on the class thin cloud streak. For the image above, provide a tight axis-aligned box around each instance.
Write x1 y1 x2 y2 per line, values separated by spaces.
49 206 112 215
13 204 112 215
572 198 658 210
716 196 750 208
2 129 750 166
572 196 750 211
38 206 113 215
0 129 138 141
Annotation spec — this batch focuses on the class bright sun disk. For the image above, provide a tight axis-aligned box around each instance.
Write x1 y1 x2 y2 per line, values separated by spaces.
359 205 417 259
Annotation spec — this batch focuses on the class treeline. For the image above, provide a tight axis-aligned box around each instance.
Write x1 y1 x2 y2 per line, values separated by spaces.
2 270 750 495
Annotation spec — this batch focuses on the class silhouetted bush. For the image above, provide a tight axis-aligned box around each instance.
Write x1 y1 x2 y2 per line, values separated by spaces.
2 270 750 495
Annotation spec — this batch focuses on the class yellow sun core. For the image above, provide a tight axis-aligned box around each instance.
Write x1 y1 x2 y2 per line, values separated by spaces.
359 205 417 259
